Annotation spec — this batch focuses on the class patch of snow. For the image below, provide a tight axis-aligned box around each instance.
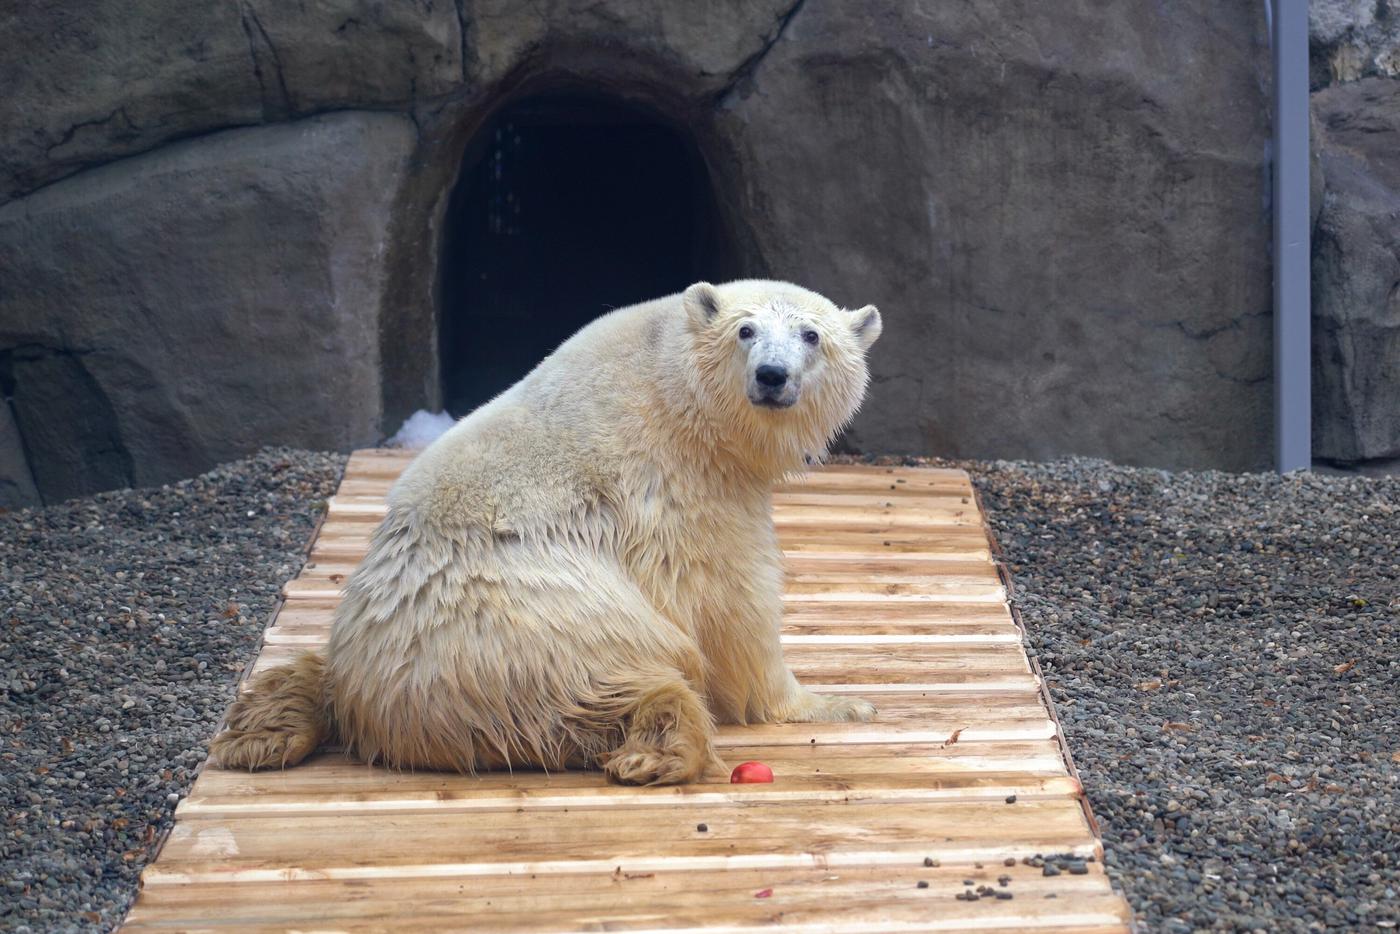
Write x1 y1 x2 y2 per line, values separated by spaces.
387 409 456 449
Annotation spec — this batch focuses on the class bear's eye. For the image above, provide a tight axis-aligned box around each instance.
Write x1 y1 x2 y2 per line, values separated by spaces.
738 325 755 340
802 329 820 346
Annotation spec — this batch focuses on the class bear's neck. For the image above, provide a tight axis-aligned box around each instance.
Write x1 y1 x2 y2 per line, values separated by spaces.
646 344 829 488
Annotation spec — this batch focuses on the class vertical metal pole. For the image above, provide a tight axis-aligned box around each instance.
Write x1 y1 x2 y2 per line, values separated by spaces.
1273 0 1311 472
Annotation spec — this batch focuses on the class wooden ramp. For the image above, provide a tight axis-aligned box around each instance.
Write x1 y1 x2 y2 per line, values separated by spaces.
125 449 1132 933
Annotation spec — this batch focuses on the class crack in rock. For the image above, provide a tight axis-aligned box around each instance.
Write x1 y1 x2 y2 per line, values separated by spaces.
715 0 808 107
44 108 138 160
454 0 471 83
240 4 292 120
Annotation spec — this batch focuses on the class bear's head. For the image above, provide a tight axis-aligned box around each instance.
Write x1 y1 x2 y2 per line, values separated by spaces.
682 280 882 469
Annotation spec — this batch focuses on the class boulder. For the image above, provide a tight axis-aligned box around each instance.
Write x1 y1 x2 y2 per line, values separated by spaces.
0 0 1336 481
713 1 1274 468
0 0 460 205
2 346 132 504
0 399 40 510
0 112 417 501
1310 78 1400 463
458 0 799 94
1309 0 1400 87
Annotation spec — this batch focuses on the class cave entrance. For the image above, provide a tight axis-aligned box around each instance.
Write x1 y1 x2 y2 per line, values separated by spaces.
439 93 732 416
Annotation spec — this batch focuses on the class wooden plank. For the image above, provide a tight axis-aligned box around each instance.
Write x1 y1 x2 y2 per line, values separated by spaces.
309 531 994 563
124 454 1130 933
304 517 993 545
334 458 974 496
321 498 985 532
287 556 1003 583
126 912 1131 934
144 798 1102 885
261 627 1026 647
781 602 1012 623
246 643 1036 690
280 578 1004 604
784 555 999 580
338 455 977 486
281 560 1005 604
776 532 992 560
126 865 1127 932
180 738 1075 813
266 599 1015 627
336 482 980 515
263 600 1021 644
246 644 1044 692
178 751 1082 819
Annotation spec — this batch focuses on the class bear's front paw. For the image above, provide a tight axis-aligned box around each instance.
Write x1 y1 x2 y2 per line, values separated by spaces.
820 695 877 722
780 692 876 723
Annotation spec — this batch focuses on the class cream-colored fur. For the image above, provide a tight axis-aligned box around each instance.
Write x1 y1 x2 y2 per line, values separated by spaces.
213 280 883 784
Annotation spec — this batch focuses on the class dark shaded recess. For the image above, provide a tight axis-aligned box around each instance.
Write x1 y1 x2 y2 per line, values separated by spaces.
439 94 733 416
1 346 133 503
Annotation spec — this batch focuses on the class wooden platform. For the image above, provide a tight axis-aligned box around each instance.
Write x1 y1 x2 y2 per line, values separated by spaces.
124 449 1133 932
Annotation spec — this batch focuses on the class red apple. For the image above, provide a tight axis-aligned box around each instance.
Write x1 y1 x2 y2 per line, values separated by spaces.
730 761 774 783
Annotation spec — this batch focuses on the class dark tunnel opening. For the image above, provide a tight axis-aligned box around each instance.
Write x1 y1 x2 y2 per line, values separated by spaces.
438 93 735 416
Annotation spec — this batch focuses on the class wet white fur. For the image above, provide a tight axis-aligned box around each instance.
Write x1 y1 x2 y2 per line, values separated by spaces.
219 280 882 783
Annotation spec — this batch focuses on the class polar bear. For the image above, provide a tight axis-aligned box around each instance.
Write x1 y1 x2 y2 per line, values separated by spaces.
212 280 883 785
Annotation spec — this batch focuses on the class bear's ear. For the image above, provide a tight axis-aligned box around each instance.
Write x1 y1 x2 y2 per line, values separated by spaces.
850 304 882 350
683 281 721 331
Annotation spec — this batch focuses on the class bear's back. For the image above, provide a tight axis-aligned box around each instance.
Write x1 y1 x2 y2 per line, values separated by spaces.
386 294 681 537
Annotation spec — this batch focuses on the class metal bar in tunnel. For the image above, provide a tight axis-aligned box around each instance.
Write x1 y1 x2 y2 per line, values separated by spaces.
1271 0 1311 472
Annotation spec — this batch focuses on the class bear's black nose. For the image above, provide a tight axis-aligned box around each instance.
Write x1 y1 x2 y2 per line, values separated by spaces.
755 365 788 388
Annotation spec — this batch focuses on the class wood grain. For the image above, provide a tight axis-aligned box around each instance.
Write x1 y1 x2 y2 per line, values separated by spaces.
121 453 1131 932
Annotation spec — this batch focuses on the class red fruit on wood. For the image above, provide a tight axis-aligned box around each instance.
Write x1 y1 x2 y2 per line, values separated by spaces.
730 761 774 783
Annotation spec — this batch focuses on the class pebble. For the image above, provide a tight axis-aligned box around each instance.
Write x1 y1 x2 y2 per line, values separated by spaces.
12 448 1400 931
881 454 1400 933
0 448 343 930
847 454 1400 930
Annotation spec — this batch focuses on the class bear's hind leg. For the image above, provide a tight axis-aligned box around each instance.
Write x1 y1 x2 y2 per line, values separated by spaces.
589 669 722 786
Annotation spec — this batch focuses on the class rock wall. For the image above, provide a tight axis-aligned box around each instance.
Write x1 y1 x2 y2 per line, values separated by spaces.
0 113 414 502
1310 3 1400 467
711 4 1273 468
0 0 1385 504
1310 0 1400 87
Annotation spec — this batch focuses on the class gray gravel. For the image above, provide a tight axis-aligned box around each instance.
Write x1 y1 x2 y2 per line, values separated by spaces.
5 448 1397 932
968 458 1400 933
0 448 343 933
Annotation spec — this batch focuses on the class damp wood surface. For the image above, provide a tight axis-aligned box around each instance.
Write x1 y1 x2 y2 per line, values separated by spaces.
123 450 1131 932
